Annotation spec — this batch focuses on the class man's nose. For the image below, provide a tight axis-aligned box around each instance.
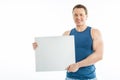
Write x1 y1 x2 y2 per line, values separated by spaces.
76 15 81 20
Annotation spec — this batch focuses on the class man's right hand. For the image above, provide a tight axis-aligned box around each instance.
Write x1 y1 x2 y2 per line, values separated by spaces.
32 42 38 50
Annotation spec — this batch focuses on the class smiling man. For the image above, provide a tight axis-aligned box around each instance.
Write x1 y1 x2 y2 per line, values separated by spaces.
63 4 104 80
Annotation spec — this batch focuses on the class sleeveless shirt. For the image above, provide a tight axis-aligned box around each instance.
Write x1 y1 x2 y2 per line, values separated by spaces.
67 26 96 79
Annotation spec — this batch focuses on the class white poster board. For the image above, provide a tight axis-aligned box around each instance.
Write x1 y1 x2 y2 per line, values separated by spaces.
35 36 75 71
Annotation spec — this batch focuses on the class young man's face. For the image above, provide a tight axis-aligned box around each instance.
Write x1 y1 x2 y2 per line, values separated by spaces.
72 8 87 27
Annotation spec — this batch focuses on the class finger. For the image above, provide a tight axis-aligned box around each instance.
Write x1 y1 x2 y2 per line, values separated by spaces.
65 66 69 70
66 66 72 72
32 43 38 49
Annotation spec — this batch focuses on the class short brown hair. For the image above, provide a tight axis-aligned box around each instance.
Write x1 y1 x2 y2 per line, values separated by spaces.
72 4 88 15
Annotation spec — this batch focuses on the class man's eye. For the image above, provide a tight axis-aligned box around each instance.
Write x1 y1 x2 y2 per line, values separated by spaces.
80 14 83 16
74 14 78 17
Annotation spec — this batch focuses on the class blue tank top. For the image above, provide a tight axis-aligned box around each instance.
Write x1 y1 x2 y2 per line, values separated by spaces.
67 26 96 79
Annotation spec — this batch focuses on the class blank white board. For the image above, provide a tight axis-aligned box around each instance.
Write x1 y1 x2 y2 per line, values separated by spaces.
35 36 75 71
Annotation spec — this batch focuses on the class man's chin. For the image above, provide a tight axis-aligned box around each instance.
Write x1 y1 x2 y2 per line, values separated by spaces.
76 22 82 26
76 24 83 26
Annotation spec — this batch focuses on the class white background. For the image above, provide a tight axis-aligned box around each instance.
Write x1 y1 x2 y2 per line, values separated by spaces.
0 0 120 80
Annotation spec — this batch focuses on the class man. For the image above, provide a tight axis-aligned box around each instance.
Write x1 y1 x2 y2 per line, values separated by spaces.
33 4 103 80
63 4 103 80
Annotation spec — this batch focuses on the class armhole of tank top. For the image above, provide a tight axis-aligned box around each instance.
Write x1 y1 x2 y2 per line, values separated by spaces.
69 29 73 35
69 30 71 35
70 28 75 35
90 28 94 41
67 30 70 35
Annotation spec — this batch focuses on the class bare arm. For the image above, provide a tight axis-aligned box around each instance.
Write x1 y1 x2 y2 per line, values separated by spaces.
63 31 70 36
77 29 103 67
67 28 104 72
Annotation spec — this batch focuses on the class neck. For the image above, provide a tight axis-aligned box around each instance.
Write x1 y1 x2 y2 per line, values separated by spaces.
76 25 87 32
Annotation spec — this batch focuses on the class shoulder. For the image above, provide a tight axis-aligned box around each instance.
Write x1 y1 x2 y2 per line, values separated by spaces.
91 28 102 40
91 28 101 35
63 30 70 36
